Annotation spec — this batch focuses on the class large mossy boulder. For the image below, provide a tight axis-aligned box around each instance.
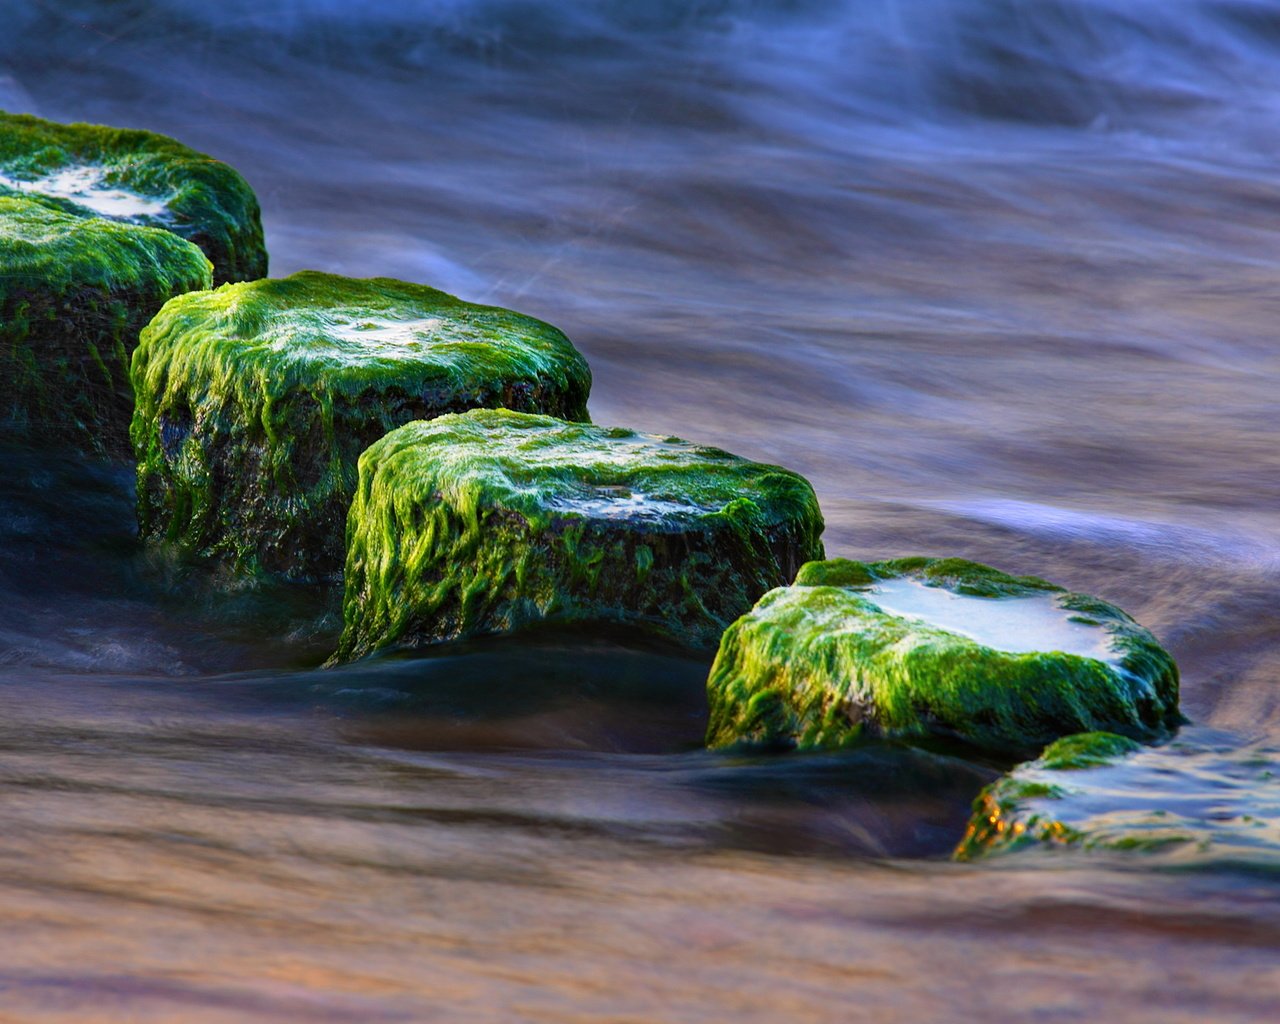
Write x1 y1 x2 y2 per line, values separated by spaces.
956 728 1280 866
333 409 825 660
0 195 213 455
0 110 266 284
131 272 594 580
705 557 1180 757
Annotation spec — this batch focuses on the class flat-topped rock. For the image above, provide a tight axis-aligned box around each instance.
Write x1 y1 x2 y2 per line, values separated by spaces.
705 557 1180 756
131 272 593 579
0 111 266 284
333 409 825 659
0 194 212 454
956 728 1280 866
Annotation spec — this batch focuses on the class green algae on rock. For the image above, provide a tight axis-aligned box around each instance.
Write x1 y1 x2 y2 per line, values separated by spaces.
956 727 1280 865
0 110 266 284
132 272 594 580
0 194 213 454
333 409 825 660
705 557 1180 757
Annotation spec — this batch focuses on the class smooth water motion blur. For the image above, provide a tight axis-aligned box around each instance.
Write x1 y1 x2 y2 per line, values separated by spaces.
864 577 1118 660
1 1 1279 1020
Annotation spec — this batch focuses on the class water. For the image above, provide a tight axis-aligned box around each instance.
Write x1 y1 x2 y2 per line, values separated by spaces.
547 486 713 520
274 313 453 360
3 1 1280 1019
975 726 1280 864
0 165 173 220
318 316 447 357
864 576 1119 660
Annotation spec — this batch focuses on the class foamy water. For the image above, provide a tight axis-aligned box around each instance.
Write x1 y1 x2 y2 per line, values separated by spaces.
307 313 448 358
0 164 171 220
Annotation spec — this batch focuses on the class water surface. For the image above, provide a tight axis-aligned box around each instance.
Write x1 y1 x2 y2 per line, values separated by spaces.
2 1 1280 1020
866 576 1118 660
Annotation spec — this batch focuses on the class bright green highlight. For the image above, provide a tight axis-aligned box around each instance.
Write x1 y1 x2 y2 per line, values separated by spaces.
334 409 825 659
705 557 1180 756
0 110 266 283
0 194 212 454
131 272 593 579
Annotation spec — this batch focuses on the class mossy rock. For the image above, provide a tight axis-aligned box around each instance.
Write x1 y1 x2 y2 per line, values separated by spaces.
0 110 266 284
956 728 1280 865
333 409 825 659
0 195 213 455
131 272 594 580
705 557 1180 757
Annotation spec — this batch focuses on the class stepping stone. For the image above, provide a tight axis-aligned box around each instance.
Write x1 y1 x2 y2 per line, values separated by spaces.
0 111 266 284
132 272 594 579
0 194 212 455
333 409 825 659
956 728 1280 866
705 557 1180 756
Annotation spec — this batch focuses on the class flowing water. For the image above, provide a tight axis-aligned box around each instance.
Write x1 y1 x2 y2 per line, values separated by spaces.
2 1 1280 1020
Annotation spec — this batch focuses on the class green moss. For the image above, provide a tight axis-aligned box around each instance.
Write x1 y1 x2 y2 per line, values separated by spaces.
0 195 212 454
333 409 825 659
955 728 1280 864
794 556 1060 596
0 111 266 284
1037 730 1142 770
705 557 1180 756
131 272 594 579
792 559 877 589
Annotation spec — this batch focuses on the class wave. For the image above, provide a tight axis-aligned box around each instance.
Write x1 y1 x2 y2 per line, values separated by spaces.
7 0 1280 136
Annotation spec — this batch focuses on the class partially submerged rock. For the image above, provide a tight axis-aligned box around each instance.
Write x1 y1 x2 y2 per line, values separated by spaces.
333 409 824 659
705 557 1180 756
0 194 213 454
131 272 594 579
956 728 1280 866
0 110 266 284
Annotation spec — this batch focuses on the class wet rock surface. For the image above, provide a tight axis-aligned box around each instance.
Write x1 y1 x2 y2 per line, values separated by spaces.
956 727 1280 866
334 409 824 659
0 194 212 455
0 110 266 284
705 557 1181 757
131 272 593 579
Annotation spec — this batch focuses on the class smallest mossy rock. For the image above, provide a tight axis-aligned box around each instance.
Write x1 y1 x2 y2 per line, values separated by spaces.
0 194 213 454
334 409 825 660
132 272 594 580
0 110 266 284
956 728 1280 865
705 557 1180 757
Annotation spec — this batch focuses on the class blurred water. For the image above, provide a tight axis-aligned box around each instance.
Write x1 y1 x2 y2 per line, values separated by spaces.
2 1 1280 1020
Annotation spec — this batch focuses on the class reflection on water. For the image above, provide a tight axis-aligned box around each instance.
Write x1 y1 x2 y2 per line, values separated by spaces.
864 576 1119 660
2 0 1280 1019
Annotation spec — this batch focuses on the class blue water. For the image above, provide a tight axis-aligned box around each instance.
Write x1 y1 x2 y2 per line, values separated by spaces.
2 2 1279 1020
